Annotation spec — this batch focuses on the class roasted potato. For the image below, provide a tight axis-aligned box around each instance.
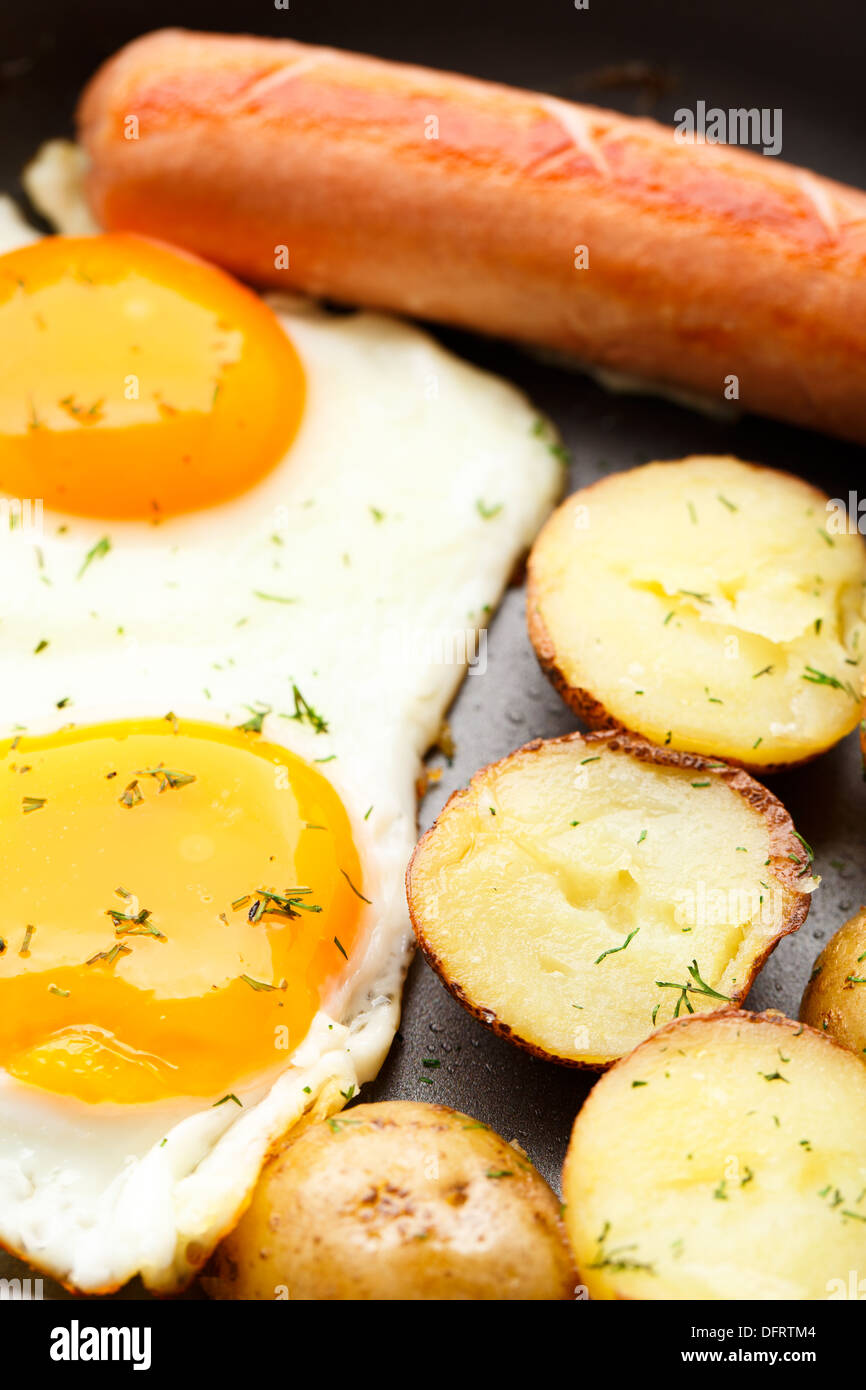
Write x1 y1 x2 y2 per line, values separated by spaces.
207 1100 576 1300
407 730 813 1066
527 457 866 771
800 907 866 1057
563 1010 866 1300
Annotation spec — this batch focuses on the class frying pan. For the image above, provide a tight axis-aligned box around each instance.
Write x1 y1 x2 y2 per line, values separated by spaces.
1 0 864 1300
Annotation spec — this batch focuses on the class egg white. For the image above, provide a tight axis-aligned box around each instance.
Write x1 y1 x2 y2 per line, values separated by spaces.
0 174 562 1294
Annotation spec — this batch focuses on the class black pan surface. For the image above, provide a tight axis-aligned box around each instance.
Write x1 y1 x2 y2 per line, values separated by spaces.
0 0 864 1300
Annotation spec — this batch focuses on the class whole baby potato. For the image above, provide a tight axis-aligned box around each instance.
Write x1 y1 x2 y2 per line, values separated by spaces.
800 908 866 1057
209 1100 576 1300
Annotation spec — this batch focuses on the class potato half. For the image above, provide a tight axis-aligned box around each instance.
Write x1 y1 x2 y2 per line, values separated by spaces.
800 908 866 1058
408 732 813 1066
527 457 866 770
563 1010 866 1299
207 1101 576 1300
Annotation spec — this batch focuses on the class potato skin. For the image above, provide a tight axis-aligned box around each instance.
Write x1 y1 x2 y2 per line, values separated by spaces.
800 908 866 1058
207 1101 576 1300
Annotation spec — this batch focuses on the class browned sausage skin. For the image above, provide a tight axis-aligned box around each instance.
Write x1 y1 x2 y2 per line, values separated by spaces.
78 29 866 443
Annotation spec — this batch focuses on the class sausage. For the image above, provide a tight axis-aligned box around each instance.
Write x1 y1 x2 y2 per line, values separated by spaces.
78 28 866 444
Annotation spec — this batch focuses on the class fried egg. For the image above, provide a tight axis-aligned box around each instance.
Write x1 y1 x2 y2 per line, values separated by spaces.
0 165 562 1293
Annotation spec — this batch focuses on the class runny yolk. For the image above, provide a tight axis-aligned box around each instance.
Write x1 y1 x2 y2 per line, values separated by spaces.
0 719 365 1105
0 235 304 520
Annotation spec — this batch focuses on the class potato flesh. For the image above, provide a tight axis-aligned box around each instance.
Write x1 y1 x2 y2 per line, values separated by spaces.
411 741 794 1063
564 1014 866 1299
531 458 866 765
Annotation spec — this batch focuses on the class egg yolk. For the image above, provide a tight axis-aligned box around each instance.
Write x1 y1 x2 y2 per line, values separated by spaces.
0 235 304 519
0 718 365 1105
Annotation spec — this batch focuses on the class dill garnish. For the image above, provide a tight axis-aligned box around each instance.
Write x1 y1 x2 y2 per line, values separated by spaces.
77 536 111 580
118 779 143 808
340 868 371 904
284 684 328 735
236 703 271 734
236 887 321 924
136 764 196 793
595 927 640 965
